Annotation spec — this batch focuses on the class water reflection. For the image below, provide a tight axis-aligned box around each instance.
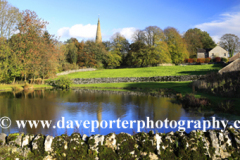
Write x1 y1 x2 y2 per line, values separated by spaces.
0 89 235 136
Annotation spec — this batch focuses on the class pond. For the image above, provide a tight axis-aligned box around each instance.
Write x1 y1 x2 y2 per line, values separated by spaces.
0 89 237 136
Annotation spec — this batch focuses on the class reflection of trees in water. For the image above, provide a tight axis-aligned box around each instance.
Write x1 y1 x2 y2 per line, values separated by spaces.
0 90 60 134
59 90 184 122
0 89 186 135
124 95 184 122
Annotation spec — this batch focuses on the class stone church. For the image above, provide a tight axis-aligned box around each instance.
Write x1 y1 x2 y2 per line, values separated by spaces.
197 43 228 59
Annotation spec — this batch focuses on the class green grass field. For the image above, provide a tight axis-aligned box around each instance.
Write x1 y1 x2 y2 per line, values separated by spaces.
59 64 223 79
0 84 52 91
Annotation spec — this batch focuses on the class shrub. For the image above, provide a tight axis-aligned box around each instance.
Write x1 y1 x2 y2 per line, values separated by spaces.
184 59 188 63
35 78 43 84
62 63 79 71
23 83 33 90
197 58 205 63
221 57 228 63
187 58 194 63
12 86 23 91
182 94 210 108
214 57 221 62
204 57 211 63
55 77 72 89
218 100 234 112
193 58 197 63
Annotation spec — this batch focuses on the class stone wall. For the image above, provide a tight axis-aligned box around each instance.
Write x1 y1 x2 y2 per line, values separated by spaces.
0 128 240 159
56 68 96 76
71 75 205 84
218 58 240 74
157 63 175 66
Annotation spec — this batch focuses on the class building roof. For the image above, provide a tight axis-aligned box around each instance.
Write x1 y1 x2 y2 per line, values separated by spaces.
229 52 240 62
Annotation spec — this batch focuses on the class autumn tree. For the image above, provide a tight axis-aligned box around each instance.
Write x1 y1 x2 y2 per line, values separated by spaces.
82 40 108 67
220 34 240 57
183 28 215 58
164 27 189 64
9 10 61 82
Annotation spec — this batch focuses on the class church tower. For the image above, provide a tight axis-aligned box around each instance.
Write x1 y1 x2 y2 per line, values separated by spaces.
96 18 102 43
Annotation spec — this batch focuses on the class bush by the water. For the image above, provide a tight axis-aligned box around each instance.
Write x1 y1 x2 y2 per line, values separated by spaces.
194 71 240 98
182 94 210 109
12 86 23 91
55 77 72 89
23 83 33 90
218 100 234 112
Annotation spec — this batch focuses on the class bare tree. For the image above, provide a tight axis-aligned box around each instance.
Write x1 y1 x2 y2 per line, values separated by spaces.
132 29 146 43
220 33 240 57
144 26 164 46
0 0 21 39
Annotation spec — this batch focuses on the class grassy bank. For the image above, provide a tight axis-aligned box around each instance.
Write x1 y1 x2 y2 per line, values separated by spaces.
58 64 222 79
0 84 52 91
72 82 240 113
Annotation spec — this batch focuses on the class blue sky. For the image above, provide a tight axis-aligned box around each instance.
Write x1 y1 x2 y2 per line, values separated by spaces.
7 0 240 42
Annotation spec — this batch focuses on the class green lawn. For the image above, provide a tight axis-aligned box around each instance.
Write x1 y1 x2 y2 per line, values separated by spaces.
59 64 223 79
0 84 52 91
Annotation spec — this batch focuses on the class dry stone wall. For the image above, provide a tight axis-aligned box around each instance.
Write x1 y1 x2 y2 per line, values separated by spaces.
0 128 240 159
56 68 96 76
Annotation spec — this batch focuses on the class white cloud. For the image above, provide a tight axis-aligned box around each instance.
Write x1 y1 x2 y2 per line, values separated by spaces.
57 24 97 39
57 27 70 37
195 12 240 42
113 27 137 41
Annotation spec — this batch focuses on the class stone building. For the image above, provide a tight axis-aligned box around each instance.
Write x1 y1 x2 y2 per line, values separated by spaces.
96 18 102 43
197 43 228 59
229 52 240 62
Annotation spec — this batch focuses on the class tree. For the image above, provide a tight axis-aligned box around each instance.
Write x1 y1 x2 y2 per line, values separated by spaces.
132 29 146 43
154 40 172 64
164 27 189 64
102 41 111 51
66 42 78 64
105 50 122 68
144 26 164 46
110 32 129 55
184 28 216 58
220 34 240 57
9 10 60 82
82 40 108 67
0 0 21 39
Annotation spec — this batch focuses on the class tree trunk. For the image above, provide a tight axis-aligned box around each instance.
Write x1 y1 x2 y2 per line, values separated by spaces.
42 76 44 84
24 74 26 82
12 77 16 84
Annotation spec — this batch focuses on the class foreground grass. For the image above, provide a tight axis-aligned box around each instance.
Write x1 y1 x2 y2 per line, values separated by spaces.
0 84 52 91
59 64 223 79
72 82 240 113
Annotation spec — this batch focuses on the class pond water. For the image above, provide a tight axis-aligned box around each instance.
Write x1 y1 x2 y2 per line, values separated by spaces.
0 89 238 136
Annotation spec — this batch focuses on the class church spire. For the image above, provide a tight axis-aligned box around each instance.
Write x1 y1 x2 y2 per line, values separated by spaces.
96 17 102 43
